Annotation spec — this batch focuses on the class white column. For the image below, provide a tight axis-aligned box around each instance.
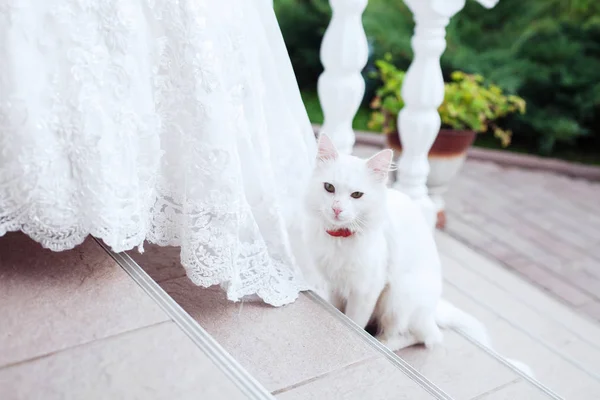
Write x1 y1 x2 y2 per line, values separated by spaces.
393 0 468 228
317 0 369 154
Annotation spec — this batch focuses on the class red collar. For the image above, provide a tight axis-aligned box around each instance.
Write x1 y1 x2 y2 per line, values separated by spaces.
326 228 354 238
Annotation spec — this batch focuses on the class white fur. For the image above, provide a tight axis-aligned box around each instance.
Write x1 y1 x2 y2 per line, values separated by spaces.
303 134 533 378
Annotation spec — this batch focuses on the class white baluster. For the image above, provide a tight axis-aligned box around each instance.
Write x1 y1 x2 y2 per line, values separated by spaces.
393 0 469 228
318 0 369 154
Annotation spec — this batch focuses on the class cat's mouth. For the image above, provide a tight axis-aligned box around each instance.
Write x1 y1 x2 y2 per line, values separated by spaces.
320 210 358 233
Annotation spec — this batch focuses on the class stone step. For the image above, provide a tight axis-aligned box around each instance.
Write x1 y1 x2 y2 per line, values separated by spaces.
128 241 560 399
0 230 575 399
0 233 264 399
436 232 600 399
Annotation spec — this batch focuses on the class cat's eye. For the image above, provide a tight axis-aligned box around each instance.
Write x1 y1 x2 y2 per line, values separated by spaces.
324 182 335 193
351 192 364 199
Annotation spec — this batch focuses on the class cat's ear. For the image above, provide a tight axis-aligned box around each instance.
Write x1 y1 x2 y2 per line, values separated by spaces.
316 133 339 162
366 149 394 181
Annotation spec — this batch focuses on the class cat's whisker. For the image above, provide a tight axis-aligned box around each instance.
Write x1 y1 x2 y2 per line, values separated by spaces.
352 216 368 231
355 216 367 227
349 218 365 233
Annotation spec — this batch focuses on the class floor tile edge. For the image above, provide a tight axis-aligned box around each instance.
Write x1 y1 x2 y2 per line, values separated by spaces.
304 291 454 400
95 239 275 400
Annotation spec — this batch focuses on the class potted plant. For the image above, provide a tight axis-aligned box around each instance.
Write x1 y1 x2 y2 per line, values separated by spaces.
368 56 526 229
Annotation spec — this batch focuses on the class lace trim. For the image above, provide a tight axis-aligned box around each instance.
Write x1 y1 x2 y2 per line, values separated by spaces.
0 0 314 306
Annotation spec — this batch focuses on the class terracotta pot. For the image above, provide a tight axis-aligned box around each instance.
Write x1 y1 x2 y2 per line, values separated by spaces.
387 129 476 229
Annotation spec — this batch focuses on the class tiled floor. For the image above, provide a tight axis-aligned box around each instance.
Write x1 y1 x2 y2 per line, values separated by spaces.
7 229 555 399
397 330 518 400
0 233 249 399
275 358 436 400
437 232 600 399
160 279 376 392
1 231 573 398
129 243 556 399
0 234 167 367
130 244 440 398
443 159 600 321
0 323 247 400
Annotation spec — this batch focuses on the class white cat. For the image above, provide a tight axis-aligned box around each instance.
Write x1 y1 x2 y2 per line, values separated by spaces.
303 134 532 376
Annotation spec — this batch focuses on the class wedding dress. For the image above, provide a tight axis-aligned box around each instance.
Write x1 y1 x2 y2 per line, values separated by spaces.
0 0 316 306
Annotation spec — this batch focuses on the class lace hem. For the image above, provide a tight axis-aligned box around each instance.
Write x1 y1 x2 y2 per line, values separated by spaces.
0 0 316 306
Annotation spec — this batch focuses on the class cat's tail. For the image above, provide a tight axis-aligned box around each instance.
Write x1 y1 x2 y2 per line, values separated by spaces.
435 299 534 378
435 299 492 346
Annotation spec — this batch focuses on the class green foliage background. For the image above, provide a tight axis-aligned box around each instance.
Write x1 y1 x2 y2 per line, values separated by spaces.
274 0 600 162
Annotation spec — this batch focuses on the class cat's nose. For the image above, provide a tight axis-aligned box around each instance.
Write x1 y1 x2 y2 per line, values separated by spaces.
332 207 342 217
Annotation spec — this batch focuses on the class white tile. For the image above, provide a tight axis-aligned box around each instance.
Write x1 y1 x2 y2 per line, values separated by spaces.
277 358 436 400
397 330 517 399
159 279 377 392
442 278 600 399
0 234 168 367
439 250 600 378
474 380 552 400
0 323 247 400
436 232 600 349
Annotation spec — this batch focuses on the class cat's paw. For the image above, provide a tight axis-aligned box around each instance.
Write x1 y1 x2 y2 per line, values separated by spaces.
376 333 419 351
423 330 444 349
375 334 390 348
